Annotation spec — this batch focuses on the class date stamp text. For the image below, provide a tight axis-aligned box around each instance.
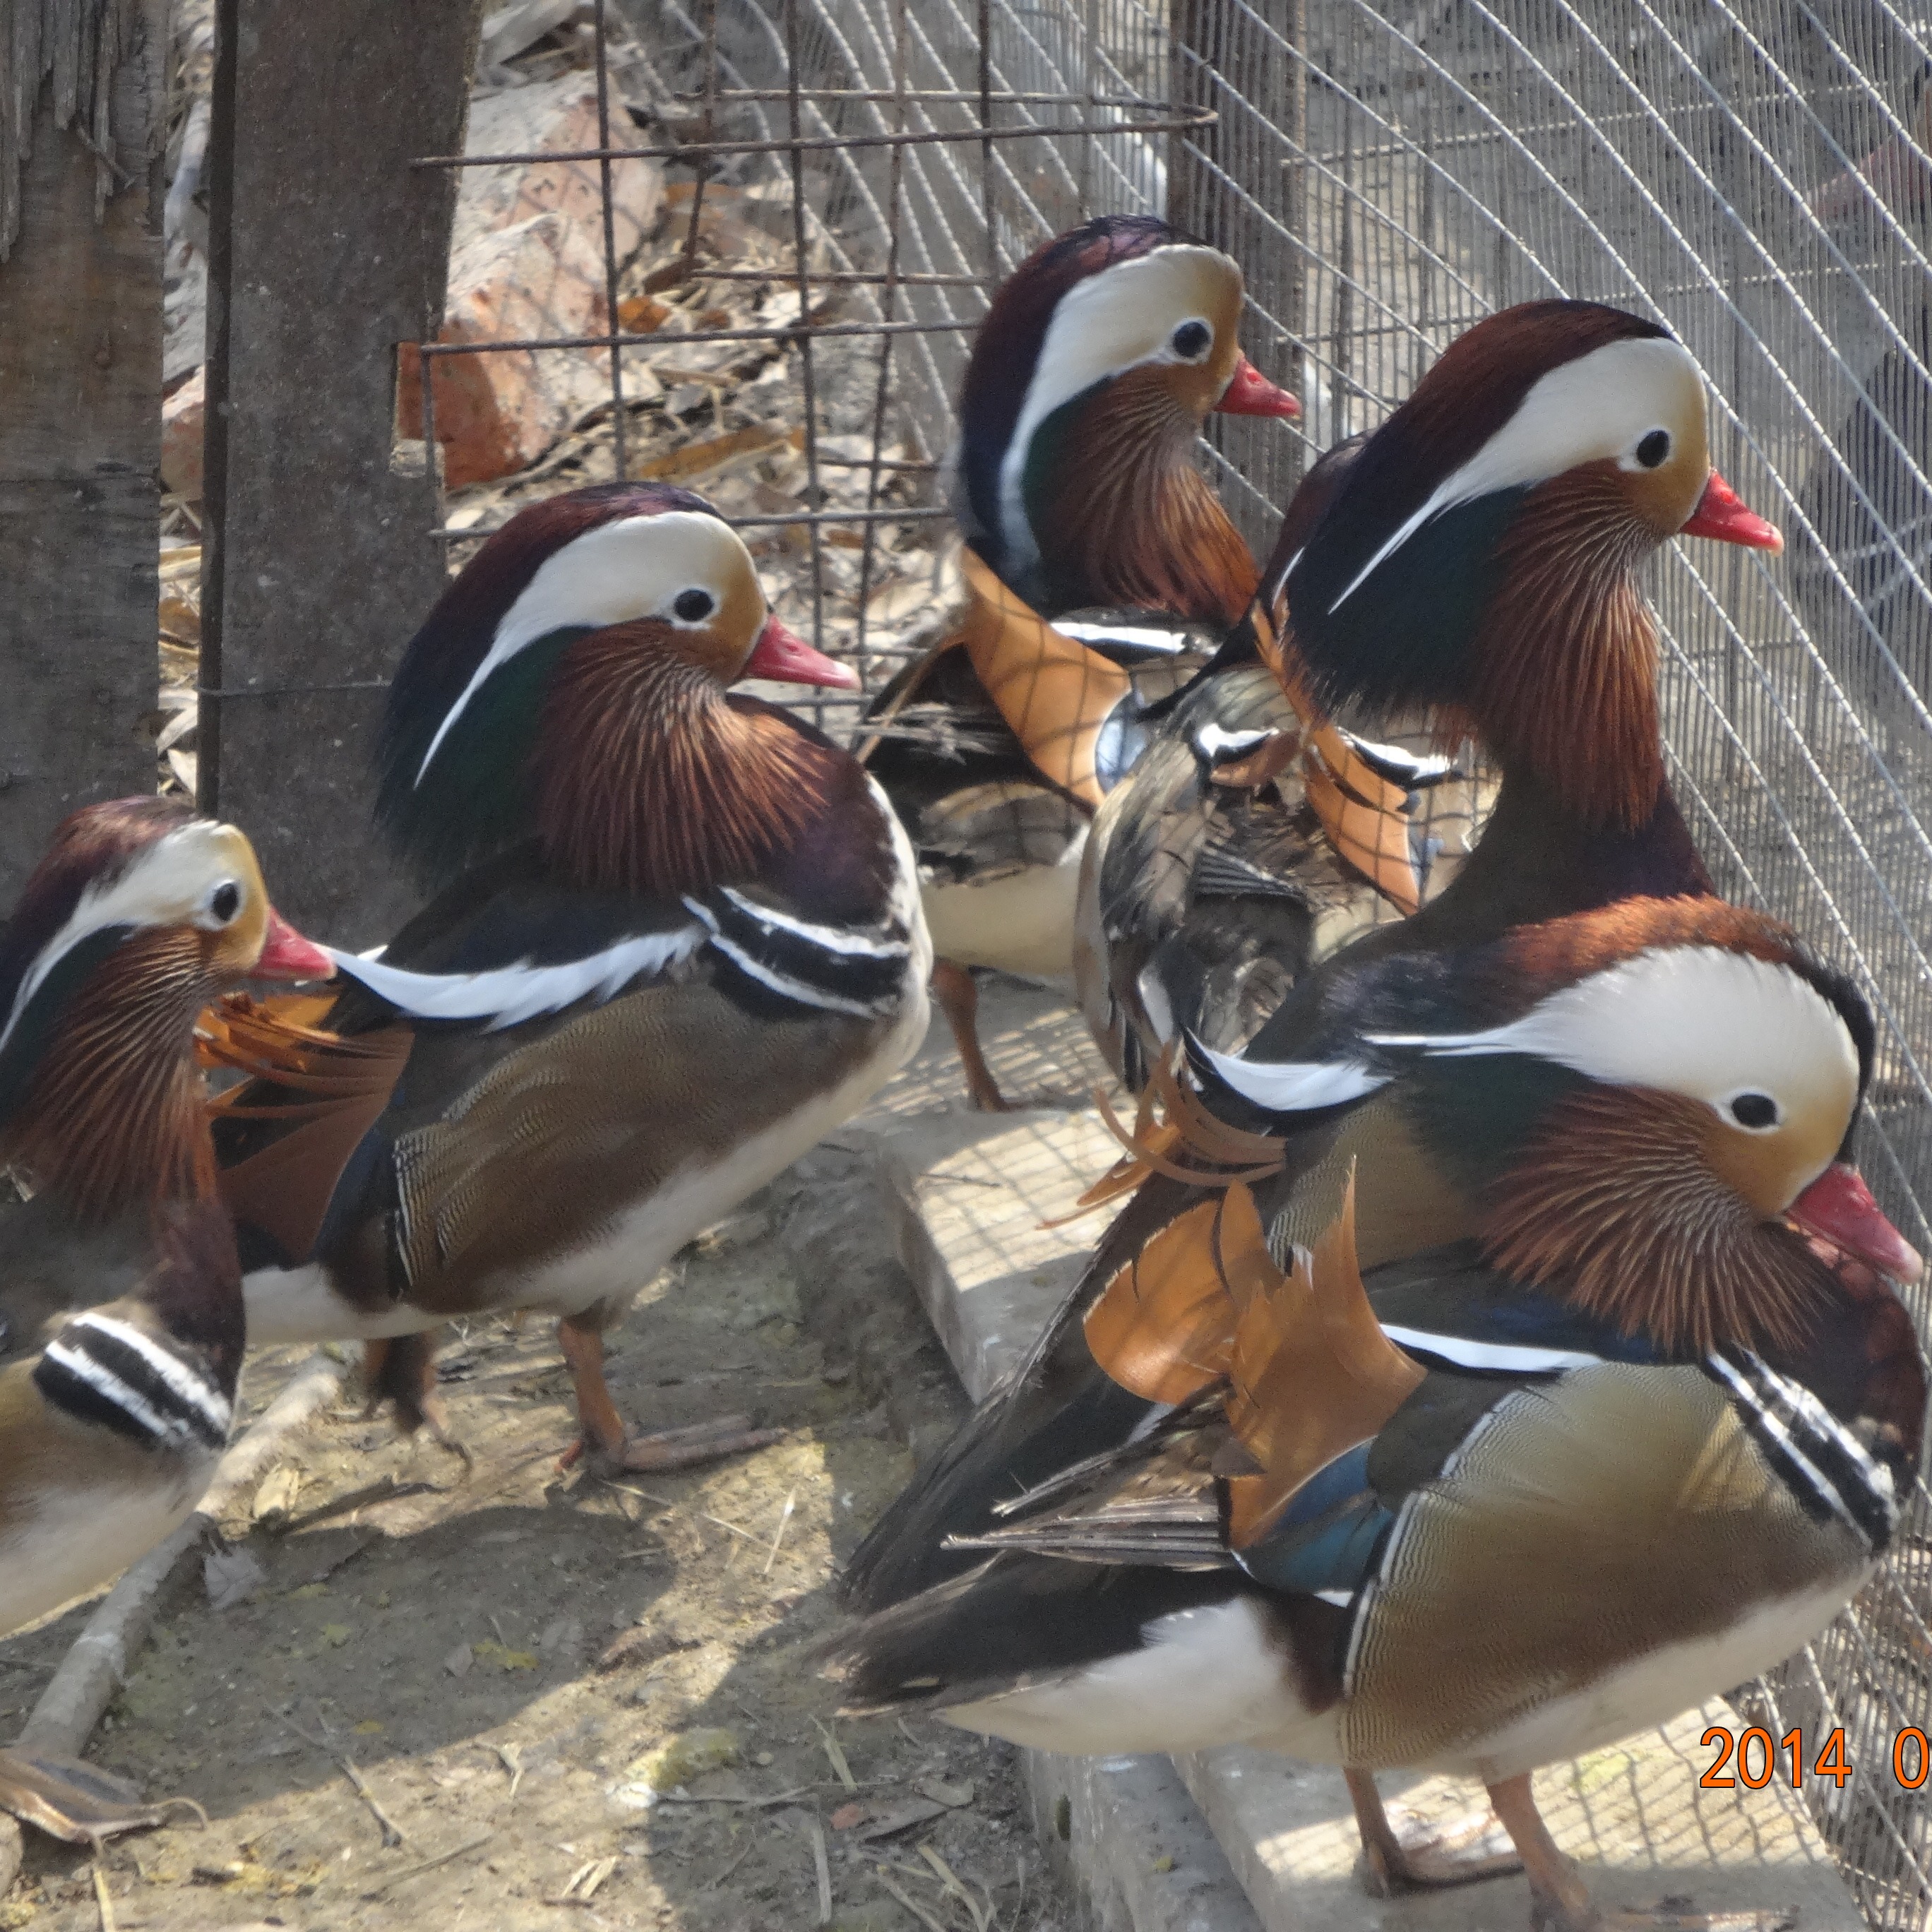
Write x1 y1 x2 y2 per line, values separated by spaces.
1700 1725 1928 1789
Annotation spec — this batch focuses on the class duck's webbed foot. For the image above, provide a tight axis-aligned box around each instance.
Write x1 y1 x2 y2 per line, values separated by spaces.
554 1311 781 1477
1347 1769 1521 1896
1486 1774 1794 1932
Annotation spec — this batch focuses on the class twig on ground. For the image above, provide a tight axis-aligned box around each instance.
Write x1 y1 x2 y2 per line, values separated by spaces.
809 1813 833 1925
603 1481 763 1545
876 1867 948 1932
700 1837 757 1890
338 1756 406 1848
362 1828 493 1896
91 1859 117 1932
653 1787 809 1808
763 1486 798 1576
920 1843 993 1932
813 1718 857 1792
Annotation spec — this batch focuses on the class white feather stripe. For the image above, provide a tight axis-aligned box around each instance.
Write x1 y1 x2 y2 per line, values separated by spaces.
329 926 706 1030
40 1340 207 1448
1191 1037 1388 1112
0 821 258 1056
67 1313 232 1436
415 511 758 783
699 929 893 1019
1191 723 1273 761
1327 336 1704 612
1357 946 1856 1131
1377 1325 1604 1374
1704 1354 1862 1536
1051 621 1193 652
1736 1352 1894 1505
711 888 911 959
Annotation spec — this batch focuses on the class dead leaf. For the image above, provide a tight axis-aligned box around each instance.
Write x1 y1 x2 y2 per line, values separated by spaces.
203 1545 266 1612
853 1799 947 1842
912 1777 975 1808
472 1638 537 1671
251 1462 303 1527
618 294 670 332
0 1748 205 1846
636 423 792 484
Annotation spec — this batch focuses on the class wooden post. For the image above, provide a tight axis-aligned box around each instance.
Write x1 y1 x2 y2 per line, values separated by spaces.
1167 0 1232 253
0 0 167 885
200 0 483 943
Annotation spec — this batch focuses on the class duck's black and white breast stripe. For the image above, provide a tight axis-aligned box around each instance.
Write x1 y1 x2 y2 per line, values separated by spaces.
32 1312 232 1453
1707 1349 1899 1550
688 888 914 1019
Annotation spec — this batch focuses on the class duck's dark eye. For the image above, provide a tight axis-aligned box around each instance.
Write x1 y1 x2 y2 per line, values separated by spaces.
209 881 241 924
1635 429 1671 469
1170 320 1212 362
1729 1092 1779 1130
673 588 715 623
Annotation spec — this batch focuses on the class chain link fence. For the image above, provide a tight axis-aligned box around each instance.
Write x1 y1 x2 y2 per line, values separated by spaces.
427 2 1932 1921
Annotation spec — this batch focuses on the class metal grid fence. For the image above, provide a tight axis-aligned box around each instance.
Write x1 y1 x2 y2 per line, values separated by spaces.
420 1 1932 1922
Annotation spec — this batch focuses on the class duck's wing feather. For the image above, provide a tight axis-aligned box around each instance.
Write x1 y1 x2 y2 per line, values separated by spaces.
208 842 915 1282
828 1239 1706 1719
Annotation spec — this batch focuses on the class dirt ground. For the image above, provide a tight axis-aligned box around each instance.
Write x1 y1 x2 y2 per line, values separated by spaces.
0 1137 1073 1932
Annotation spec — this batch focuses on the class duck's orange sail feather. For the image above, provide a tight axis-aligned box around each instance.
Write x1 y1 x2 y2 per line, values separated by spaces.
197 993 412 1265
1224 1171 1423 1549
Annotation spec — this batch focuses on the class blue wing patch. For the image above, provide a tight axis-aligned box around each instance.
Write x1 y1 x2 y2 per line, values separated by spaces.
1234 1443 1393 1601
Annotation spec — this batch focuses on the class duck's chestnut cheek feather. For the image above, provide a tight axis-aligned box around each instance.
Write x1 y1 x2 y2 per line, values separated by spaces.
1217 354 1301 419
739 613 860 689
1679 468 1784 551
1787 1161 1925 1284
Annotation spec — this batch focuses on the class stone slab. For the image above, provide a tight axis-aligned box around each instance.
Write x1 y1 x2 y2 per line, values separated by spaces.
855 975 1866 1932
1176 1710 1861 1932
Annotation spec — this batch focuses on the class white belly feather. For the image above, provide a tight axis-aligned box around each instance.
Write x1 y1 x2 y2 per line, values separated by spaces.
922 825 1086 979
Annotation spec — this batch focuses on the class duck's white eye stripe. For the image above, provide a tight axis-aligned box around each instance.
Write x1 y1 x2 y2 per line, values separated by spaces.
0 823 246 1055
1328 335 1703 612
416 511 753 783
999 244 1236 579
1364 946 1855 1121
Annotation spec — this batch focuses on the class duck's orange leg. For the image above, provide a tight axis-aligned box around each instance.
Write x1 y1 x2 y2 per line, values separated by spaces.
554 1308 784 1476
1346 1768 1518 1896
931 959 1013 1112
1484 1774 1790 1931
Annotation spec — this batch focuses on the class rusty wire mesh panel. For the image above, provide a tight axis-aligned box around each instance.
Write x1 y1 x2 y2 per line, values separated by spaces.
417 1 1932 1921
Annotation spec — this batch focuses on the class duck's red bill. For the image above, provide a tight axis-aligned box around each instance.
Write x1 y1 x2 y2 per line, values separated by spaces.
255 910 336 982
742 614 859 688
1789 1162 1923 1284
1217 355 1301 419
1681 469 1783 553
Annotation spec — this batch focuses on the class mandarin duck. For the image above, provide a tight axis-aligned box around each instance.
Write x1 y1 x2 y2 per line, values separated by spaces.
831 898 1926 1932
858 213 1298 1109
845 302 1791 1623
0 799 331 1635
1077 298 1786 1092
200 483 930 1474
